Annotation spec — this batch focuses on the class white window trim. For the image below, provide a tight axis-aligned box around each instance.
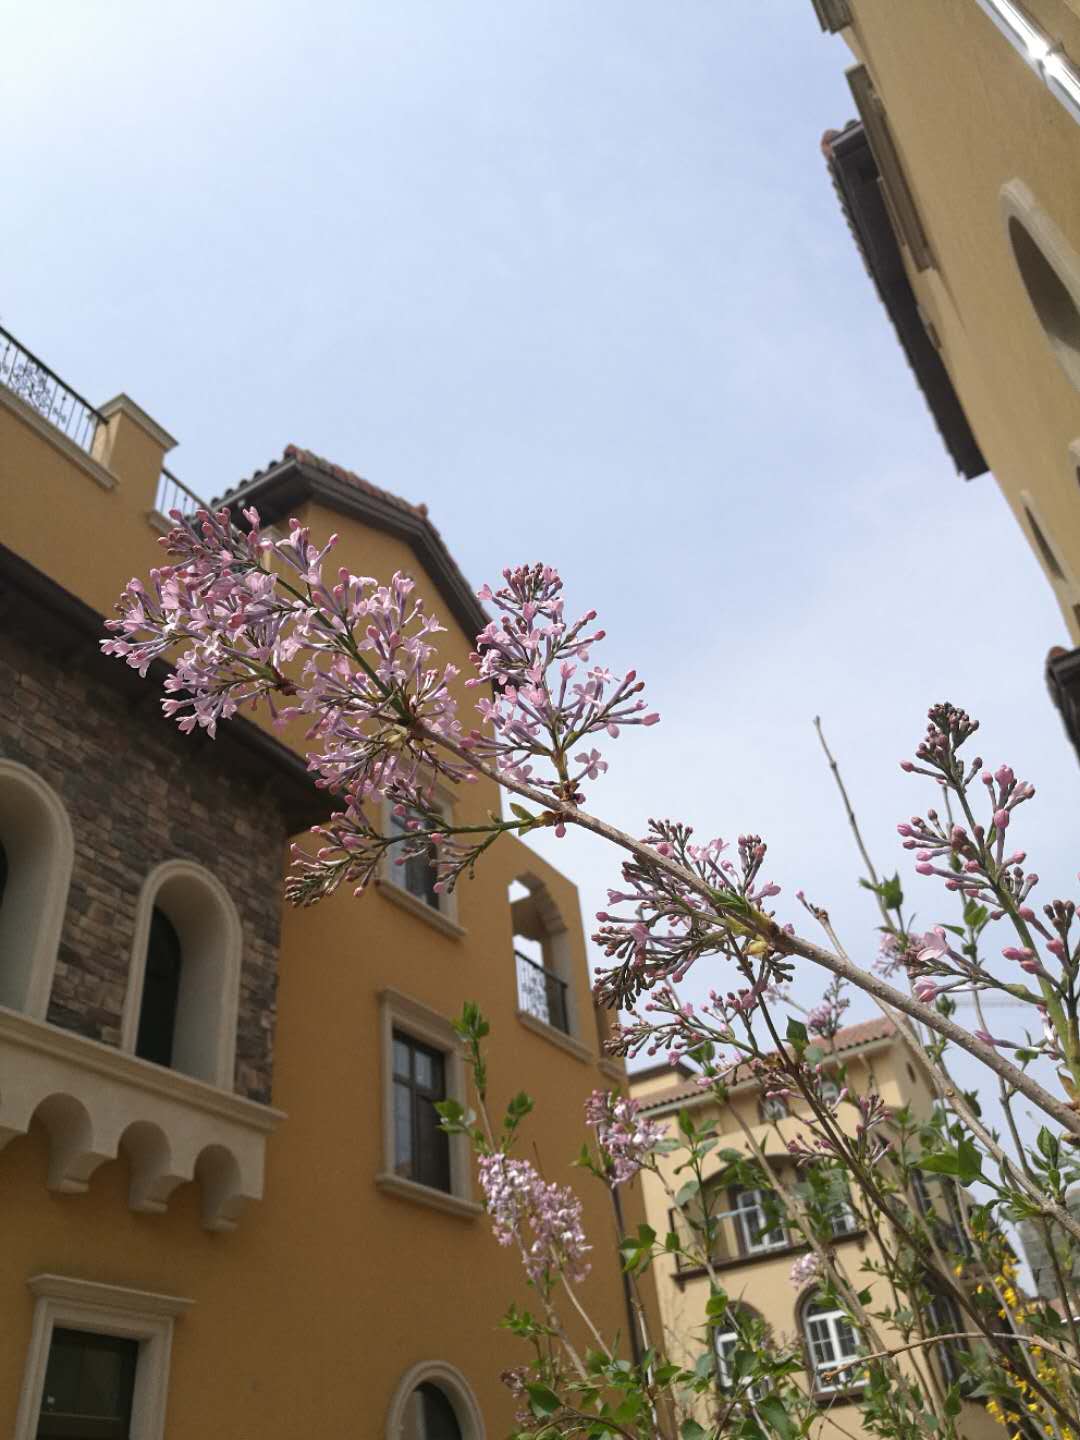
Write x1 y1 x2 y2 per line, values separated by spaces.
0 759 74 1019
376 988 479 1219
15 1274 192 1440
121 859 242 1090
385 1358 485 1439
804 1302 862 1394
736 1188 788 1255
715 1328 769 1400
378 794 464 936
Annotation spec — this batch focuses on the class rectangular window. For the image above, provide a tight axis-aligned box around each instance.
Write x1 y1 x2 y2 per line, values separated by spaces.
37 1329 138 1439
388 808 440 910
734 1188 787 1255
392 1031 451 1193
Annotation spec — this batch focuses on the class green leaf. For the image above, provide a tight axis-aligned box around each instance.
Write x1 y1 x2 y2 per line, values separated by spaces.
680 1422 707 1440
526 1383 561 1417
675 1179 700 1208
881 873 904 910
786 1018 808 1048
1038 1126 1061 1167
755 1393 797 1440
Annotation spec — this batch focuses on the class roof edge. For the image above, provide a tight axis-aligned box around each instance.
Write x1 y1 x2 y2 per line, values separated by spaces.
218 451 490 644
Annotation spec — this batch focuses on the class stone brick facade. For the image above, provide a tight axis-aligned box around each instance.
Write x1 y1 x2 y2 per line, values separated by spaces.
0 612 287 1104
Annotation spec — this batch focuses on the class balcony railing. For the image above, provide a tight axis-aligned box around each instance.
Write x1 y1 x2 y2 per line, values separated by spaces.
154 466 204 521
0 324 106 455
515 951 569 1034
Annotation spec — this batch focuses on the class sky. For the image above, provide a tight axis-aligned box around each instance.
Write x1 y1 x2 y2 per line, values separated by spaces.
5 2 1080 1152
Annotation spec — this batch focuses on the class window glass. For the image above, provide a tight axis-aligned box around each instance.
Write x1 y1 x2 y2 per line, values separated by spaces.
818 1077 841 1106
735 1188 787 1254
760 1095 788 1121
392 1031 450 1192
417 1382 463 1440
389 809 440 909
135 906 182 1068
38 1328 138 1439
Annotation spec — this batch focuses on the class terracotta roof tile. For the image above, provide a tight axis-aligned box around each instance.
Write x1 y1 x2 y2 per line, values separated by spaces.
632 1016 897 1113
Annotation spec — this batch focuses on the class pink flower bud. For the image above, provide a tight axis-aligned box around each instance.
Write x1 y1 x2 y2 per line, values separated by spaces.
994 809 1009 830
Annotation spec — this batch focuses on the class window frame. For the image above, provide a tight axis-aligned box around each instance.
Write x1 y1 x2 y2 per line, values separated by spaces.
384 1360 485 1440
733 1186 788 1256
36 1326 138 1439
759 1094 789 1123
121 860 242 1091
802 1296 863 1396
15 1275 191 1440
392 1029 452 1194
714 1324 770 1402
378 796 464 938
377 989 480 1219
0 760 74 1019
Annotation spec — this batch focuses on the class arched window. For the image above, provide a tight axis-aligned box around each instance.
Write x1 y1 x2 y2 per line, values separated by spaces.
510 875 574 1037
1001 180 1080 392
714 1304 770 1401
0 760 74 1018
802 1295 863 1394
409 1384 462 1440
123 861 242 1090
386 1361 483 1440
135 908 183 1068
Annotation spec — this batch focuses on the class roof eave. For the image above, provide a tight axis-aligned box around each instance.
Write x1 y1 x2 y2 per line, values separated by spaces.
638 1032 896 1118
220 456 489 644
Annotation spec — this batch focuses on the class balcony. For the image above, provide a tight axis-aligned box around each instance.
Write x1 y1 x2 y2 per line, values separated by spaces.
0 321 206 525
0 1006 283 1232
0 324 106 456
515 950 570 1034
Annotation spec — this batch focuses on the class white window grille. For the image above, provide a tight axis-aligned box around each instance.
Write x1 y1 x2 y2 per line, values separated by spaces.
804 1299 862 1393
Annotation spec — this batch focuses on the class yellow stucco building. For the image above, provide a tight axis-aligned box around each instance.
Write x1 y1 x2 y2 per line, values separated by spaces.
629 1019 1001 1439
809 0 1080 754
0 321 653 1438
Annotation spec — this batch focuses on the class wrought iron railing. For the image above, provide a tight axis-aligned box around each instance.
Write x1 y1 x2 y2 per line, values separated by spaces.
0 324 106 455
515 951 570 1034
154 466 204 520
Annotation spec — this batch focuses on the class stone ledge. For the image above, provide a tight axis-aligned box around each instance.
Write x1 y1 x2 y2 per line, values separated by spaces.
375 1170 481 1220
516 1009 595 1064
374 877 466 939
0 1005 284 1231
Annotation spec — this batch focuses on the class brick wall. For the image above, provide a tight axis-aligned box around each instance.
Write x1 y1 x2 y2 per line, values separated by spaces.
0 617 286 1104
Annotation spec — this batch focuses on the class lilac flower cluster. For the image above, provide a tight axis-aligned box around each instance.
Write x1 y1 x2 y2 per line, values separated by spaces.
806 978 850 1039
104 515 657 905
790 1252 821 1289
593 826 785 1015
467 565 658 804
583 1089 666 1185
477 1152 591 1284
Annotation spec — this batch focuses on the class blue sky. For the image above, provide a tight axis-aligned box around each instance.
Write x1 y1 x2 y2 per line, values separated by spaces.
6 2 1080 1125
